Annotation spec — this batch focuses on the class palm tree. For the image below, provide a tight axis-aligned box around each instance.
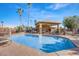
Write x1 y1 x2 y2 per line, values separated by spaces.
17 8 23 26
1 21 4 28
34 20 37 25
17 8 23 31
27 3 32 30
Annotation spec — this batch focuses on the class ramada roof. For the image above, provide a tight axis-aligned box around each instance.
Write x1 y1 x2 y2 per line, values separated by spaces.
36 20 61 25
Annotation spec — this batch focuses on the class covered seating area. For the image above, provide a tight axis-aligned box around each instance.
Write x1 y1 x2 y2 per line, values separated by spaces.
35 20 61 34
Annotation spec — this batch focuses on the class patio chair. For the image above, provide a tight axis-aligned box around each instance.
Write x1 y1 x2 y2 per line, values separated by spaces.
0 31 10 45
0 37 9 45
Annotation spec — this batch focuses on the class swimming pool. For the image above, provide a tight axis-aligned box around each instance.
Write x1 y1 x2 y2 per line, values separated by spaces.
10 34 76 53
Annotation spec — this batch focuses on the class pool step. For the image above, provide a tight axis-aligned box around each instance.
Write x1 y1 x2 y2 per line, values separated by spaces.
40 43 76 53
40 44 64 53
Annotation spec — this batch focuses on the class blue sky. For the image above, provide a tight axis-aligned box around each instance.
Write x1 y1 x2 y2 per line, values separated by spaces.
0 3 79 27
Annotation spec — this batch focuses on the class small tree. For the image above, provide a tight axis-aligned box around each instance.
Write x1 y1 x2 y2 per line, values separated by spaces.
63 16 79 35
15 26 25 32
63 16 77 31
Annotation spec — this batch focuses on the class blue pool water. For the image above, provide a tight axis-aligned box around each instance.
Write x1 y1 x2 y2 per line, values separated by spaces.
10 34 76 53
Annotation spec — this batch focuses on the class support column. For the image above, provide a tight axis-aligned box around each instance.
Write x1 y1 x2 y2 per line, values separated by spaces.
39 23 42 34
57 24 60 34
39 23 42 46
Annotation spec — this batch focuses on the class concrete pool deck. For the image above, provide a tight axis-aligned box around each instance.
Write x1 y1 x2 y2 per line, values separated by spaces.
0 33 79 56
0 41 43 56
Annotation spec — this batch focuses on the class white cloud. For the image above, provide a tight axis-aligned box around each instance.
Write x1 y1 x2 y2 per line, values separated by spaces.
49 3 70 10
46 15 53 18
54 3 70 10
